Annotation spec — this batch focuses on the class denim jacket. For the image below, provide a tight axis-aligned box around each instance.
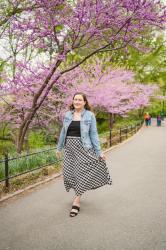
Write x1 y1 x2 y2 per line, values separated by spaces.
57 109 101 156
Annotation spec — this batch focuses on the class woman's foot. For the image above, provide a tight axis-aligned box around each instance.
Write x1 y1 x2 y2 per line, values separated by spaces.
69 195 81 217
70 205 80 217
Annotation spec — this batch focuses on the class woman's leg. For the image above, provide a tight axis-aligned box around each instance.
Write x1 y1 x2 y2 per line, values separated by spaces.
73 195 81 206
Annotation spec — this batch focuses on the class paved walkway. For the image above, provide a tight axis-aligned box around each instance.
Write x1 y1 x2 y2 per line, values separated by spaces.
0 119 166 250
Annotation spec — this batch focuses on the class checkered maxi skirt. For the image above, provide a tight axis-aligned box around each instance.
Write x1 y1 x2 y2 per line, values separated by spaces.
63 136 112 196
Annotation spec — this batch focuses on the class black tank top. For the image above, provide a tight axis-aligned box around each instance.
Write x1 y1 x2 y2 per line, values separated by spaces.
66 121 81 137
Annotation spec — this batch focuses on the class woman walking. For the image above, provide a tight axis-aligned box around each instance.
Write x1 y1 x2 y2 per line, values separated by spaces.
56 93 112 217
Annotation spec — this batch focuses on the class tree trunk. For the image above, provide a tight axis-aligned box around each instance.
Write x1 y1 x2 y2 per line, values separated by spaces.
16 60 62 153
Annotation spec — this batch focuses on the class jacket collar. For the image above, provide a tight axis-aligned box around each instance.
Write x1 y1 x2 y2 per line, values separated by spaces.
71 108 86 117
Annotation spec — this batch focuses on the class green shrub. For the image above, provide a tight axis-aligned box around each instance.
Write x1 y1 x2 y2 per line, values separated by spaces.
28 131 45 148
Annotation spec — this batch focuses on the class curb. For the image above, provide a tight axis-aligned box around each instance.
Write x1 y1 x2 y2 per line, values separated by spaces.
0 125 144 204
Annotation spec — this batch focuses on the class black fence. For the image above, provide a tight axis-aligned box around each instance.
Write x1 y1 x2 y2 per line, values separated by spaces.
100 120 144 148
0 120 143 189
0 147 61 189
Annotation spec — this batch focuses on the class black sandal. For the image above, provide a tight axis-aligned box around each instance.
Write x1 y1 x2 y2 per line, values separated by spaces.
70 205 80 217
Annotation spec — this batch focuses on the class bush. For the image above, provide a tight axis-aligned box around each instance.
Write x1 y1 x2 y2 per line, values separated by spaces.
28 131 45 148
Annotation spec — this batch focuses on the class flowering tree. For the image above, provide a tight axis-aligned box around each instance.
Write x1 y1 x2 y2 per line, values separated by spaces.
0 0 165 152
60 63 159 132
0 60 158 150
0 62 64 147
59 63 158 127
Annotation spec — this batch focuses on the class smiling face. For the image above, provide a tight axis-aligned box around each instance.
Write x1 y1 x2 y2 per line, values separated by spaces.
73 94 86 111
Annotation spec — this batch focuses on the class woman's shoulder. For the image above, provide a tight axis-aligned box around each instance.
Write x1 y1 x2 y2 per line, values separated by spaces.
65 110 72 115
64 110 72 118
85 110 95 118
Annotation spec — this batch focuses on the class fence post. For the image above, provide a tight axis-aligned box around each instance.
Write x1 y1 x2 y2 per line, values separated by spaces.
120 128 122 143
4 153 9 188
135 124 137 133
126 127 128 139
109 129 112 147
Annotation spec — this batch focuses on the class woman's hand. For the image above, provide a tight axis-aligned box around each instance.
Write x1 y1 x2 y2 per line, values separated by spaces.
56 150 62 160
99 152 106 161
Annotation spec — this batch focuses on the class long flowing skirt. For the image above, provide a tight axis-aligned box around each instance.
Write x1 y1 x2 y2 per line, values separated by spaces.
63 136 112 196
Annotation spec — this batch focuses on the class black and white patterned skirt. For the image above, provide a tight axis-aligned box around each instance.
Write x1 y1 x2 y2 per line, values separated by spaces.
63 136 112 196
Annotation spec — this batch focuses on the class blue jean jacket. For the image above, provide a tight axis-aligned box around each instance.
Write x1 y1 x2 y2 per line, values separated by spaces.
57 108 101 156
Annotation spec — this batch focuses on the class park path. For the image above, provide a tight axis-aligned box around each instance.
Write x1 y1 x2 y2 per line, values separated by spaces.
0 119 166 250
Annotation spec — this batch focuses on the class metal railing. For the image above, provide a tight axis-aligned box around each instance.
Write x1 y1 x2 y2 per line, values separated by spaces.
0 120 143 189
0 147 61 188
100 120 144 148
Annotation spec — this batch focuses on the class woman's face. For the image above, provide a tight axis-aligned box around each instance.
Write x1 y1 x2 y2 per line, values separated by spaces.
73 94 86 110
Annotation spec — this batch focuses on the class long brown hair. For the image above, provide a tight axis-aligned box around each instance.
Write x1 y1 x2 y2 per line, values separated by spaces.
69 92 92 111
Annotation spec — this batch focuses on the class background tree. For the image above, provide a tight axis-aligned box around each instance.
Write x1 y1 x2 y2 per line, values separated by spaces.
0 0 165 152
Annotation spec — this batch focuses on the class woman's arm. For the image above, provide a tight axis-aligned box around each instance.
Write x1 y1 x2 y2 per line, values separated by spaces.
57 125 65 152
89 113 101 156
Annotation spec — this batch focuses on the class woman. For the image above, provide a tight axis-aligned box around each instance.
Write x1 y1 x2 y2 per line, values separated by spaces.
56 92 112 217
144 113 150 126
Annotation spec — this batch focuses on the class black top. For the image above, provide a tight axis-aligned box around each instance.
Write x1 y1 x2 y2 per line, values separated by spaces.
66 121 81 137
